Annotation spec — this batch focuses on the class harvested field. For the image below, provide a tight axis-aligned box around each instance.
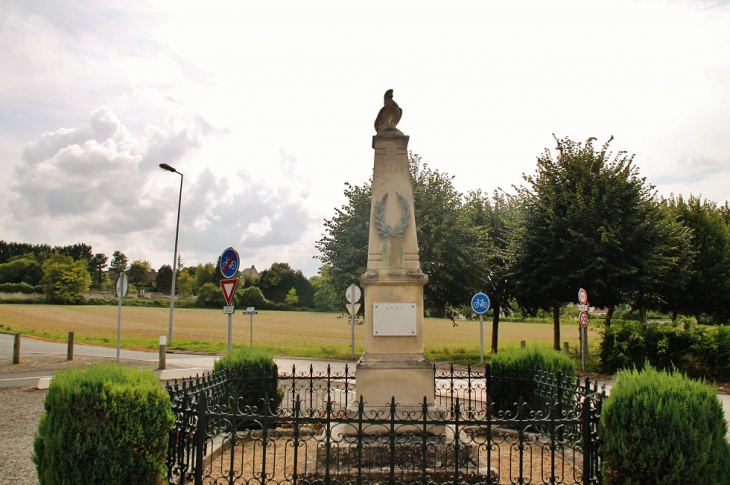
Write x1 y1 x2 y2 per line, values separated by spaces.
0 305 598 359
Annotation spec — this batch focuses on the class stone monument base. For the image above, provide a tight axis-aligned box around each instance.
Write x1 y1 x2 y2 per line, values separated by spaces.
355 352 434 407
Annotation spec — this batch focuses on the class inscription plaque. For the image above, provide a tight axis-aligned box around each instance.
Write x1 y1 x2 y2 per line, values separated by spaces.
373 303 417 336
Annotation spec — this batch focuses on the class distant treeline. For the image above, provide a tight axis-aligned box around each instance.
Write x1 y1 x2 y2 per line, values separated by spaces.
0 241 93 264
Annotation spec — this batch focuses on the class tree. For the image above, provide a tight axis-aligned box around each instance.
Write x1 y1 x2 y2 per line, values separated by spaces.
284 288 299 305
88 253 108 291
0 253 44 286
311 265 340 312
0 241 52 264
156 265 173 294
193 263 216 294
53 243 93 262
195 282 226 308
512 136 688 349
464 189 518 352
41 254 92 304
662 195 730 324
409 154 484 315
258 262 315 307
128 260 152 290
316 153 483 317
108 251 128 281
177 271 193 298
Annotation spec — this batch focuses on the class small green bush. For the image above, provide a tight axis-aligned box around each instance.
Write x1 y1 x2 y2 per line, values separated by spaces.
33 363 174 485
213 347 281 414
489 347 575 414
600 366 730 484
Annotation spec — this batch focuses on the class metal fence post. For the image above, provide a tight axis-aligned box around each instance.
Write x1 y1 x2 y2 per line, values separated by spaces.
194 392 207 485
582 391 592 485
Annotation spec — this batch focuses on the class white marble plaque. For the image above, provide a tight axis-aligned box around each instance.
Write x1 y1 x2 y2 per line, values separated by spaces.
373 303 417 336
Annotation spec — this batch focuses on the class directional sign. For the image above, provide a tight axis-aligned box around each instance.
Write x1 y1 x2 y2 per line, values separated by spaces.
219 278 239 306
346 284 362 304
220 247 240 278
242 308 258 315
579 311 589 328
115 274 129 298
578 288 588 305
471 292 490 315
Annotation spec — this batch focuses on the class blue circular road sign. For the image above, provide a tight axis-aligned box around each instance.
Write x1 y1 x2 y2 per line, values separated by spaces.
220 247 240 278
471 292 490 315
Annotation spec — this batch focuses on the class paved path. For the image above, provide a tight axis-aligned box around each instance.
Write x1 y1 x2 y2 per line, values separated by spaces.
3 333 730 438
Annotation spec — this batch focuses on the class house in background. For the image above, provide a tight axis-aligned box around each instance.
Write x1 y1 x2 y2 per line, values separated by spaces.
242 265 259 280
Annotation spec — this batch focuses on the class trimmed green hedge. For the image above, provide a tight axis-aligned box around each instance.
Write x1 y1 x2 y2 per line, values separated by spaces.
213 347 282 414
0 282 43 293
489 347 575 413
600 366 730 484
601 322 730 381
33 363 174 485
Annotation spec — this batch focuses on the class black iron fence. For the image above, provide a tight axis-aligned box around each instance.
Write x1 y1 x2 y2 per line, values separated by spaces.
166 364 606 485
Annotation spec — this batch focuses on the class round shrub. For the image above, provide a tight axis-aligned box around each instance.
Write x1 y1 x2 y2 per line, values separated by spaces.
600 366 730 484
213 347 282 415
489 347 575 414
33 363 174 485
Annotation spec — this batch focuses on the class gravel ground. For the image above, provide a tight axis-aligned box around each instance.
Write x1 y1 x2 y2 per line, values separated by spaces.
0 386 45 485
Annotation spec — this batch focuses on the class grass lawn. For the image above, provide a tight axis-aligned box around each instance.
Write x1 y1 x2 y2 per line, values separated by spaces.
0 304 602 364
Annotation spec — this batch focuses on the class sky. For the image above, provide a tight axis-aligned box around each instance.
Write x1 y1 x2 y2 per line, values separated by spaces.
1 0 729 278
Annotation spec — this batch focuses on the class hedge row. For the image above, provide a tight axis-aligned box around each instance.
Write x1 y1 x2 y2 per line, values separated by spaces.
601 321 730 381
0 282 43 293
489 347 575 413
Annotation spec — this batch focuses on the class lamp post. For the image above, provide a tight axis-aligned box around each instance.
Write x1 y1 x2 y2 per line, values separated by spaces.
159 163 183 346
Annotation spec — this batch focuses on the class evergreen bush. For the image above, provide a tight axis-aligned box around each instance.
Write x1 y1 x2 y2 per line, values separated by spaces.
489 347 575 414
33 363 174 485
213 347 282 415
600 366 730 484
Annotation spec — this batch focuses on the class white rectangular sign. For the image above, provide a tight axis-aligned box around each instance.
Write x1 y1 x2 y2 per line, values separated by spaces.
373 303 417 336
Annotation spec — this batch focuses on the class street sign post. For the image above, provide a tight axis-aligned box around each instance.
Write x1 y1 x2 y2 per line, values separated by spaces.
115 274 128 362
346 284 362 359
578 288 589 371
242 307 258 349
219 276 239 352
471 292 490 364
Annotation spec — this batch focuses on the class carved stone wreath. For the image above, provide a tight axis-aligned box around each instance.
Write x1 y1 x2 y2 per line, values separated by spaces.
374 192 410 240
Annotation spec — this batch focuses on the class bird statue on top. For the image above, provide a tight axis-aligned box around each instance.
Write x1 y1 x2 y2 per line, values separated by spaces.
374 89 403 135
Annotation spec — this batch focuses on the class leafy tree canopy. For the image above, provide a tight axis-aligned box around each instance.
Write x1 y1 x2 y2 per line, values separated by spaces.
156 264 173 294
41 254 92 304
108 251 128 280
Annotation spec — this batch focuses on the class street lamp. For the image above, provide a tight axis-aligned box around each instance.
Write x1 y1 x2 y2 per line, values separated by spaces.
159 163 183 346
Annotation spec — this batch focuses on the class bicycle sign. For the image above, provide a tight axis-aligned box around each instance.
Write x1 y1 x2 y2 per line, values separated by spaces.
471 292 490 315
219 247 240 278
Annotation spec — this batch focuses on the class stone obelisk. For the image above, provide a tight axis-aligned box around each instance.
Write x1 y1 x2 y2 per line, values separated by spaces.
355 90 432 407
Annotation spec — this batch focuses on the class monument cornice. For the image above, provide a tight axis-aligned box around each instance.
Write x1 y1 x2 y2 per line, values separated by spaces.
360 269 428 287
